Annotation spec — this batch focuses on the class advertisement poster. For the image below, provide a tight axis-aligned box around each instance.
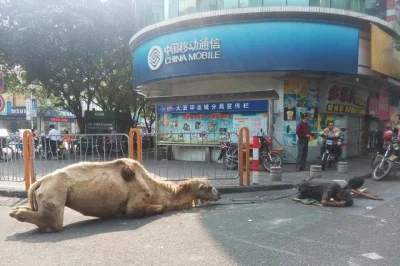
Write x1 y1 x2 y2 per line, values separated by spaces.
371 24 400 80
369 97 379 117
157 112 268 144
323 84 368 116
283 80 319 147
379 88 390 120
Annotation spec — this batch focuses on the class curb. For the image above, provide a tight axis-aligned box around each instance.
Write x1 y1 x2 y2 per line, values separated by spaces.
217 183 295 194
0 190 27 198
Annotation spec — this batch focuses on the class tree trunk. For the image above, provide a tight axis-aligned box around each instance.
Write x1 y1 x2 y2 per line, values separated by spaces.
76 116 86 134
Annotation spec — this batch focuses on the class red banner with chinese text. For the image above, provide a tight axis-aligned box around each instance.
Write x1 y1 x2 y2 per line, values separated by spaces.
379 88 390 120
369 97 379 117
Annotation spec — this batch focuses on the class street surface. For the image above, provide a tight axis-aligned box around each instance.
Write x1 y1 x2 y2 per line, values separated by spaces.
1 176 400 266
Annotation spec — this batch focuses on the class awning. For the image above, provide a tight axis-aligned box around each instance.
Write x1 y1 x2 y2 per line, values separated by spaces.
147 89 279 105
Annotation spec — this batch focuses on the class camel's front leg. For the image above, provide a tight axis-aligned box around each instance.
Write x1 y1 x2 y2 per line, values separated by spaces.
126 204 165 218
163 202 193 213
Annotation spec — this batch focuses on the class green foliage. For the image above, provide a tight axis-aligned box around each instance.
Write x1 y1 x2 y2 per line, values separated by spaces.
0 0 155 132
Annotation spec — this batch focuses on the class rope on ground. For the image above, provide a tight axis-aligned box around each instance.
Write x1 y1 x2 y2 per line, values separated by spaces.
210 191 299 206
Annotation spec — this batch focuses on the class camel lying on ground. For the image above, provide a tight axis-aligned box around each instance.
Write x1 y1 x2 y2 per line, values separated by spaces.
9 158 221 232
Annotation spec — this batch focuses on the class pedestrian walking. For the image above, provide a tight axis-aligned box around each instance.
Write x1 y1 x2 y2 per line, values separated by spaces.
296 111 311 172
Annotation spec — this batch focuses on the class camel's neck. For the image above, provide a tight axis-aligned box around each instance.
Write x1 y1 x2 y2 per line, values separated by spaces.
157 182 195 207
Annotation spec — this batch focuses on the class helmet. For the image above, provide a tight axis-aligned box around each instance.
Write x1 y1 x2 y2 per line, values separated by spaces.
383 130 394 142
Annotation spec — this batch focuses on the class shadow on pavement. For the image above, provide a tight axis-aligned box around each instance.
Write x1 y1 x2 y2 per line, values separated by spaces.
5 209 197 243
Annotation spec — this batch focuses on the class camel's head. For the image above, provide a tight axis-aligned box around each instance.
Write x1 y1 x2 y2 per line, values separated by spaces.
178 178 221 202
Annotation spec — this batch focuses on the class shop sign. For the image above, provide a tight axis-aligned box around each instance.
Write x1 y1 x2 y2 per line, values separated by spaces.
379 88 390 120
369 97 379 117
87 122 114 128
325 85 368 116
156 100 269 114
32 99 37 118
134 21 359 87
148 38 221 71
43 116 75 123
10 106 26 117
26 98 32 121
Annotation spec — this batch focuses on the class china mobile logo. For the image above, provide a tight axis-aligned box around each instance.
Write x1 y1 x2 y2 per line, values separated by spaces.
148 46 164 71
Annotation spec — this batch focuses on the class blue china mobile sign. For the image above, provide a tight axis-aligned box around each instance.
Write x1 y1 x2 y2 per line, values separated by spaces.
156 100 269 114
132 21 359 87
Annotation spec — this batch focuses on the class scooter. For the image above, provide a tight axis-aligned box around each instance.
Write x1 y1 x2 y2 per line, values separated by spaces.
320 135 342 171
372 136 400 181
40 137 68 159
217 130 282 172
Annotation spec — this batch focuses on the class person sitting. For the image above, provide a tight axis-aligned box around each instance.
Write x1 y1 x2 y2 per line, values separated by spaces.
297 178 353 207
319 121 341 162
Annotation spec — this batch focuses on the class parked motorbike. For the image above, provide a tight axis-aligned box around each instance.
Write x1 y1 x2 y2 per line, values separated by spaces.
217 131 282 172
320 135 342 171
372 135 400 181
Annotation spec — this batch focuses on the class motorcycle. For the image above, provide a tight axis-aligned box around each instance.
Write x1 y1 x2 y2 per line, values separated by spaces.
217 131 282 172
320 135 342 171
40 137 68 159
372 136 400 181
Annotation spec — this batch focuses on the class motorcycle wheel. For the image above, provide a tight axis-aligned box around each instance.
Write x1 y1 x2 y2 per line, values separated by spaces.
372 160 392 181
321 154 328 171
261 152 282 172
224 149 238 170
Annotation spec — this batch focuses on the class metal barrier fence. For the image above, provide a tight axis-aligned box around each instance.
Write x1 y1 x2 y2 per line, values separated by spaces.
139 131 242 181
1 127 251 190
0 131 132 187
0 133 25 182
32 133 130 178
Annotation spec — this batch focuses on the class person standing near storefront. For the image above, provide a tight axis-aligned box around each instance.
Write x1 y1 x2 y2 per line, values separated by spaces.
296 112 311 172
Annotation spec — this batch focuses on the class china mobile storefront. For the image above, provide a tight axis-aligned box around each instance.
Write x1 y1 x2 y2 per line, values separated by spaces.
130 11 398 162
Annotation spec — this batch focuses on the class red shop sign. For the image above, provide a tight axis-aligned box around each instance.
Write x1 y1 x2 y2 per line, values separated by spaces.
379 88 390 120
369 97 379 117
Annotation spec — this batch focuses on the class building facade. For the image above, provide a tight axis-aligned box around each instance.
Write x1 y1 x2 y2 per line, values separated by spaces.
130 0 400 162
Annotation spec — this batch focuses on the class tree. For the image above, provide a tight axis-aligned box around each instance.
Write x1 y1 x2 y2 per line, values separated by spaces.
90 0 150 129
139 98 156 133
0 0 150 133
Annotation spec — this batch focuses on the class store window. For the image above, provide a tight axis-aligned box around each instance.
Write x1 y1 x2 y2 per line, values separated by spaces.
331 0 350 9
197 0 218 12
310 0 331 7
218 0 239 9
350 0 365 13
151 0 165 23
239 0 263 7
365 0 387 19
179 0 197 15
263 0 286 6
287 0 309 5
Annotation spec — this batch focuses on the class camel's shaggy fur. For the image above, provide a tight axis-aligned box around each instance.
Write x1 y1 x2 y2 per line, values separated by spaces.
9 158 220 232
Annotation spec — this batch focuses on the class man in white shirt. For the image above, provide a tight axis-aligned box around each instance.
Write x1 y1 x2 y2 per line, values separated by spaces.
48 125 61 153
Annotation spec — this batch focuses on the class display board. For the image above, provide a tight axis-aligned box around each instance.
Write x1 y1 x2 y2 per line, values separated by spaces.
157 111 269 144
